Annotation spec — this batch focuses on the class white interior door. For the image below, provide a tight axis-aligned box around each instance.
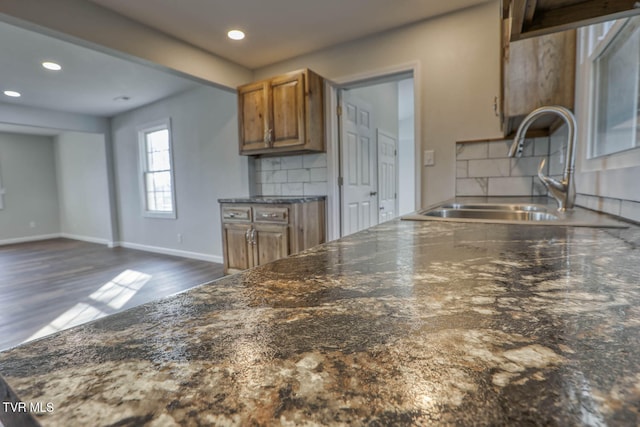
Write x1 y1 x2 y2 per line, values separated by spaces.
377 130 398 223
340 91 378 237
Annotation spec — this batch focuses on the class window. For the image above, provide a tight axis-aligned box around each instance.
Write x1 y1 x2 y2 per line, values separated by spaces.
138 119 176 218
588 16 640 158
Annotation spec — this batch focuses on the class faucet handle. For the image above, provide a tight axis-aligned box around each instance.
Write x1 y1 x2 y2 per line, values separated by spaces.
537 158 547 179
537 159 563 191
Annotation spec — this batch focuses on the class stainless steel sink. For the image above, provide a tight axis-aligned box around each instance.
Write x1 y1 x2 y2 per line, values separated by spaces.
438 203 546 212
423 208 558 221
401 201 629 228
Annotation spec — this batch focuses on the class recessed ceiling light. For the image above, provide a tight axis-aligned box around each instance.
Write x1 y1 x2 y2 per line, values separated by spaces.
42 61 62 71
227 30 245 41
3 90 21 98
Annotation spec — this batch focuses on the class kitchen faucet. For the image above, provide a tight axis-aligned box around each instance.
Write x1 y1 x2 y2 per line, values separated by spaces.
508 105 576 211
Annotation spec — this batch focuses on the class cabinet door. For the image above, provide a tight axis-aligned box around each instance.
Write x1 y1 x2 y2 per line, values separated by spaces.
252 224 289 267
504 29 576 117
222 223 253 273
270 72 306 149
238 81 271 153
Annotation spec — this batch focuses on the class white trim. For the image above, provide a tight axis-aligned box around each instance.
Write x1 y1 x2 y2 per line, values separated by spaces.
137 117 177 219
327 61 422 237
59 233 111 246
0 233 61 246
117 241 223 263
0 235 219 263
324 80 341 242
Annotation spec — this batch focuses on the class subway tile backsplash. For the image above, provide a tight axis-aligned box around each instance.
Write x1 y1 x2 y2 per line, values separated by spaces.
456 135 640 224
456 138 550 197
254 153 328 196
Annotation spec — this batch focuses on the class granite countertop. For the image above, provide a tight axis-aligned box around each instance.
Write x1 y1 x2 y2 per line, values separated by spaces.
218 195 326 204
2 203 640 426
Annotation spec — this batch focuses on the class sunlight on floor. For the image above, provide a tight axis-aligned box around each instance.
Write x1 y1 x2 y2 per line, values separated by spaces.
24 269 151 344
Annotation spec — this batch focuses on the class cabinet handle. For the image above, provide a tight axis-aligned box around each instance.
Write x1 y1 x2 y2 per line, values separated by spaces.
228 212 237 218
264 128 273 145
250 228 256 245
245 228 251 242
260 212 278 218
369 191 378 196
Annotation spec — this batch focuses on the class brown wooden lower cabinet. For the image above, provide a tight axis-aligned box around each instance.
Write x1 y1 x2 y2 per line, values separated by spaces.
220 199 325 274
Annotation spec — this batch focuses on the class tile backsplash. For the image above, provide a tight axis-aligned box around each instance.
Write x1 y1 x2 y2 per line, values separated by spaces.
455 137 558 197
254 153 328 196
575 194 640 223
456 134 640 224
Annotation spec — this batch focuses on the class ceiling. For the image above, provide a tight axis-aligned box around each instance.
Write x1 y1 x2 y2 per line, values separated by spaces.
0 0 492 121
87 0 493 69
0 21 200 117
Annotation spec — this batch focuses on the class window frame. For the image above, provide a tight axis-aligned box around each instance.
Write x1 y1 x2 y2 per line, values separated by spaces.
588 17 640 159
137 118 177 219
576 17 640 173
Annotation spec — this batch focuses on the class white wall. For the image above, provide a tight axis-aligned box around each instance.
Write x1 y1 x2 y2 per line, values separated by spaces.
0 102 108 134
54 132 112 244
398 78 415 214
254 1 503 207
348 81 399 138
0 132 59 243
111 86 250 262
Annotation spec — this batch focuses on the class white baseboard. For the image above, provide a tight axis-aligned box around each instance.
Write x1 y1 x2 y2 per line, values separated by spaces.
0 234 221 263
59 233 111 246
0 233 61 246
117 241 223 263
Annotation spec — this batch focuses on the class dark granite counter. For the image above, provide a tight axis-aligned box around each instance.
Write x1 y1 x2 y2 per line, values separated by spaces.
2 212 640 426
218 195 326 204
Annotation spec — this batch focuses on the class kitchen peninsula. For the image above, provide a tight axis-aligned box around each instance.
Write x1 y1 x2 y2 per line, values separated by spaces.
1 207 640 426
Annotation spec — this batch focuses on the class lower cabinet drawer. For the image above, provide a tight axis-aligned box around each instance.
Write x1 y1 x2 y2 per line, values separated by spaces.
222 206 251 222
253 207 288 223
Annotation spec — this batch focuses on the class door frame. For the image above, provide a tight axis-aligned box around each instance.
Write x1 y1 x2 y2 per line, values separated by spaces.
325 62 421 240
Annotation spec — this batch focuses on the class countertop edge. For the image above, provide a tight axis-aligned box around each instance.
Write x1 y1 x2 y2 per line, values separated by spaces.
218 196 326 204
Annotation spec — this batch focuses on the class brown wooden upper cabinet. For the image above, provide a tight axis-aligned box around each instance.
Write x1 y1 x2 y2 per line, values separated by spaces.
237 68 325 156
502 21 576 136
502 0 640 41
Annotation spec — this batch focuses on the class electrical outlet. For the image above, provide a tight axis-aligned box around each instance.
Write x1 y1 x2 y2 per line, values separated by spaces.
177 233 183 243
424 150 435 166
29 221 36 228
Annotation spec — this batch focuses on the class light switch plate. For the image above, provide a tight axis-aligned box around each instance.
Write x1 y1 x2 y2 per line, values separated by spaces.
424 150 435 166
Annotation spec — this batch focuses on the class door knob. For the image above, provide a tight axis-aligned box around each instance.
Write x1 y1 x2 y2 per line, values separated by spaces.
369 191 377 196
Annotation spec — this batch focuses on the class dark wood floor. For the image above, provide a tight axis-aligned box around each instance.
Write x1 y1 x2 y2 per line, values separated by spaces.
0 238 225 351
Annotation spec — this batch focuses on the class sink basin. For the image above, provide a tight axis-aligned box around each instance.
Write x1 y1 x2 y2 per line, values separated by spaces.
439 203 546 212
423 208 558 221
401 201 629 228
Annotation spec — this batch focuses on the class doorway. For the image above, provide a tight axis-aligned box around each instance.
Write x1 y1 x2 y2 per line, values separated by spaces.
337 74 416 237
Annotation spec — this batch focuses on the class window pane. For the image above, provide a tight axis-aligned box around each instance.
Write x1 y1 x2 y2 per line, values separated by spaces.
140 123 174 216
592 18 640 157
150 150 170 171
146 129 169 152
146 129 170 172
144 171 173 212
